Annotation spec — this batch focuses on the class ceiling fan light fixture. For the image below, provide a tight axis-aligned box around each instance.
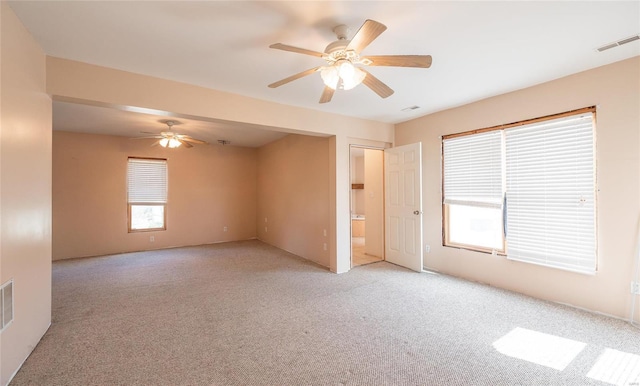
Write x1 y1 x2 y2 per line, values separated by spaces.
134 121 205 148
159 137 181 148
320 60 366 91
340 63 366 90
320 66 339 90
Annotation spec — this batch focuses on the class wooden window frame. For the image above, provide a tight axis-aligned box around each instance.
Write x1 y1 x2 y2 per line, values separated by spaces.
127 203 167 233
442 203 506 255
127 157 168 233
441 106 596 254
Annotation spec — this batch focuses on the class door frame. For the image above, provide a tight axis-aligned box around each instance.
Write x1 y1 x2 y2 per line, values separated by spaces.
349 145 386 267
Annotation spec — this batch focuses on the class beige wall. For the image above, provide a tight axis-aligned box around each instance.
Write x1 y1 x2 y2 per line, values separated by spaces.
395 56 640 320
0 3 52 384
53 131 257 260
364 149 384 258
46 58 393 142
46 58 394 273
257 134 330 267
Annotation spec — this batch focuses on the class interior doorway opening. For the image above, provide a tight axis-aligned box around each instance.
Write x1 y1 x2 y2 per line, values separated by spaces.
350 146 385 267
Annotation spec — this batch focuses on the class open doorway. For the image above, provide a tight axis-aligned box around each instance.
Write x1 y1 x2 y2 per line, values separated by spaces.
350 146 385 267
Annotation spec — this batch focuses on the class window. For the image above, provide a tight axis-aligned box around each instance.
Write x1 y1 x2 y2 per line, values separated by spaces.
443 130 505 252
505 113 596 273
127 158 167 232
442 108 597 274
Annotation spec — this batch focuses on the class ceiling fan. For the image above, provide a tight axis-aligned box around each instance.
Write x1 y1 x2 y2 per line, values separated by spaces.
268 19 432 104
133 121 207 148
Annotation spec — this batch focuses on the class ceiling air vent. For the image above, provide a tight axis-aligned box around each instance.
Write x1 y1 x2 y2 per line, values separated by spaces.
402 105 420 112
1 280 13 332
597 34 640 52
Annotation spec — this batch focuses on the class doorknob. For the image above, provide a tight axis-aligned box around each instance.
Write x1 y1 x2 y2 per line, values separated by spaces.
413 210 421 215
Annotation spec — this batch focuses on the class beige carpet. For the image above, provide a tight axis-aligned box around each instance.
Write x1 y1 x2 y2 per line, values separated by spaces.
11 240 640 385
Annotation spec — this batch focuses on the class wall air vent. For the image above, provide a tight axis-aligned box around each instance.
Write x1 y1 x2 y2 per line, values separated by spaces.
597 34 640 52
1 279 13 332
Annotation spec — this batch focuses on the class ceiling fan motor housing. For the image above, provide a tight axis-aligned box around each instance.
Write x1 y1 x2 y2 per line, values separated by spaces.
324 40 349 55
324 41 363 66
324 24 357 64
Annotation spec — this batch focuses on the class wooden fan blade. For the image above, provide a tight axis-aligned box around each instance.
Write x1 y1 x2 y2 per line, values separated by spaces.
365 55 432 68
269 43 324 57
180 137 206 144
346 20 387 53
319 86 335 104
178 139 193 148
268 67 321 88
131 136 162 139
360 69 394 98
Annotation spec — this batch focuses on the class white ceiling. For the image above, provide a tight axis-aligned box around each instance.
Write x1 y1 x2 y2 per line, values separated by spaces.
52 101 290 148
9 1 640 144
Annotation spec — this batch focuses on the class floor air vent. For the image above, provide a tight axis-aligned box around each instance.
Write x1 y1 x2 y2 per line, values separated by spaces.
1 280 13 332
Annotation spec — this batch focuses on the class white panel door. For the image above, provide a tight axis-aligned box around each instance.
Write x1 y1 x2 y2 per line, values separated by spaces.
384 143 423 272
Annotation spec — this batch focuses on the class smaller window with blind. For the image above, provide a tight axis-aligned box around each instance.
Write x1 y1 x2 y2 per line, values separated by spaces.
442 130 505 253
127 158 167 232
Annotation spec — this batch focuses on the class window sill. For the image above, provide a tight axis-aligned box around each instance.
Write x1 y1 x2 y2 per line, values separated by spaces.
443 243 506 256
128 228 166 233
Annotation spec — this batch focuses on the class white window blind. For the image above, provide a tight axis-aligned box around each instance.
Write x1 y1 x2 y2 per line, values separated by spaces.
505 113 596 274
443 130 504 208
127 158 167 203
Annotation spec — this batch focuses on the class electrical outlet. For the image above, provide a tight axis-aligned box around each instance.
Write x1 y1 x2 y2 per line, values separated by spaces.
323 229 327 237
265 217 268 223
631 281 640 295
223 226 228 232
265 226 268 233
323 243 327 251
424 244 430 253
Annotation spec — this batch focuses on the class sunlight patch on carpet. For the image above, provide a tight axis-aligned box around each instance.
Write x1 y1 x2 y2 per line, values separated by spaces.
492 327 586 370
587 348 640 385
